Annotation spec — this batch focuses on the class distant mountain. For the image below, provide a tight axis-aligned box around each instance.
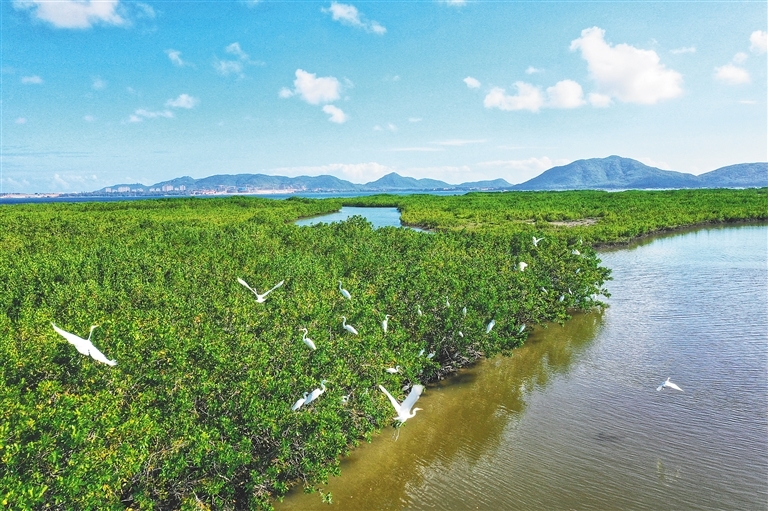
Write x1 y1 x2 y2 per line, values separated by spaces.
697 163 768 188
95 158 766 195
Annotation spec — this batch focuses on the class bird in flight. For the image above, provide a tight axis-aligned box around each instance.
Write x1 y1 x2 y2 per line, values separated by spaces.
657 377 684 392
52 323 116 366
379 384 424 424
533 236 543 247
238 278 284 303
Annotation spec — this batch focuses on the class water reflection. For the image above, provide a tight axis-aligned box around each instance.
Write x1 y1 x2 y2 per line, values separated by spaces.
275 312 603 510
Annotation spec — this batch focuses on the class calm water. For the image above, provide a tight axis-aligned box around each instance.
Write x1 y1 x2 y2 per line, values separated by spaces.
276 224 768 510
295 207 426 231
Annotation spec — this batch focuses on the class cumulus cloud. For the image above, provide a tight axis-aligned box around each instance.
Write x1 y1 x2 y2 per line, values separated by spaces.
714 63 750 85
670 46 696 55
588 92 612 108
289 69 341 105
570 26 683 104
165 94 199 109
225 42 249 60
128 109 174 122
323 105 348 123
546 80 585 109
13 0 124 29
463 76 481 89
92 77 107 90
484 82 545 112
21 75 43 84
214 42 261 77
322 2 386 34
750 30 767 54
166 49 187 67
525 66 543 74
732 52 748 64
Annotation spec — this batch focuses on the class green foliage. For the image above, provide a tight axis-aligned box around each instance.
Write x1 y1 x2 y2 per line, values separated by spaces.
9 189 759 509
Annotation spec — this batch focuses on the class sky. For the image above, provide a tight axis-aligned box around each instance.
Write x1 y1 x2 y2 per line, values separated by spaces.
2 0 766 193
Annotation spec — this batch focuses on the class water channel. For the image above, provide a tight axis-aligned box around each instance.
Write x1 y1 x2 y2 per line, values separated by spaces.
277 223 768 510
295 206 427 231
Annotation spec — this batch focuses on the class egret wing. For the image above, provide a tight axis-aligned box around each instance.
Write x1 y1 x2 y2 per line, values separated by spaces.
378 385 402 413
87 343 116 366
52 323 90 355
262 280 284 297
666 381 683 392
237 278 256 294
656 384 664 391
400 385 424 414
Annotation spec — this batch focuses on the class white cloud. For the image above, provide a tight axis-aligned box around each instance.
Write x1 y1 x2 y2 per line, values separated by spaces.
588 92 612 108
484 82 545 112
525 66 543 74
570 26 683 104
214 59 243 77
166 49 187 67
21 75 43 84
714 64 750 85
128 109 174 122
135 2 154 19
476 156 567 183
670 46 696 55
441 0 467 6
390 147 443 152
732 52 748 64
225 42 249 60
750 30 767 54
374 123 397 132
271 162 393 183
463 76 481 89
739 100 757 105
322 2 386 34
83 115 95 122
92 77 107 90
408 117 422 123
15 117 27 124
546 80 585 109
13 0 124 29
291 69 341 105
435 139 486 146
323 105 347 123
278 87 294 98
165 94 199 109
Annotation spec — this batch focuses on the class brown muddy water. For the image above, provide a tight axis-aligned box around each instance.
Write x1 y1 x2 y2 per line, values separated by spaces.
276 224 768 511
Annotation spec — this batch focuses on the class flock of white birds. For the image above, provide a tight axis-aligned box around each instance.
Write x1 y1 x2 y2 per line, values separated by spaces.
50 235 682 432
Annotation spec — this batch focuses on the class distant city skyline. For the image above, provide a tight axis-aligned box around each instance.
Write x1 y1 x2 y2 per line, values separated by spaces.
3 1 766 193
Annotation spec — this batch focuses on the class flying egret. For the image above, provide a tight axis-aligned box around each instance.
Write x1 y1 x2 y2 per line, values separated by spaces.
292 392 309 411
300 328 316 350
519 262 528 271
338 281 352 300
382 314 391 334
52 323 116 366
532 236 543 247
486 319 496 333
238 278 284 303
305 380 328 404
341 316 359 335
386 365 401 374
379 384 424 424
657 377 684 392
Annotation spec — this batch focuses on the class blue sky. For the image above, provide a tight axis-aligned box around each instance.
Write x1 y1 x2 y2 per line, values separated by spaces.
2 0 766 193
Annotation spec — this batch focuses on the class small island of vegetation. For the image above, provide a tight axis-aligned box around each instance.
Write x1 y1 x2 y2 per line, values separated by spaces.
1 188 765 509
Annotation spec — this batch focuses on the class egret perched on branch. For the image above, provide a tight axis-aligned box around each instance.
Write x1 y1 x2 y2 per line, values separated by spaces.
445 297 450 307
52 323 116 366
300 328 316 350
386 365 401 374
382 315 391 334
519 262 528 271
532 236 543 247
417 305 423 316
306 380 328 404
486 319 496 333
338 281 352 300
292 392 309 411
462 306 467 317
238 278 284 303
657 377 684 392
379 384 424 424
341 316 359 335
572 249 581 255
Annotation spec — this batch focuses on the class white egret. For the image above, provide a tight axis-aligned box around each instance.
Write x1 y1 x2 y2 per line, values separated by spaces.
486 319 496 333
559 294 565 302
238 278 284 303
306 380 328 404
541 287 548 294
462 306 467 317
445 297 450 307
519 324 526 334
418 349 425 357
572 249 581 255
417 306 423 316
657 377 684 392
386 365 401 374
52 323 116 366
382 314 391 334
426 352 435 359
458 331 464 338
519 262 528 271
338 281 352 300
341 316 359 335
341 394 351 404
292 392 309 411
379 384 424 424
300 328 316 350
532 236 544 247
